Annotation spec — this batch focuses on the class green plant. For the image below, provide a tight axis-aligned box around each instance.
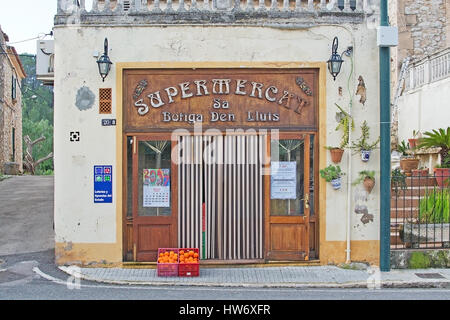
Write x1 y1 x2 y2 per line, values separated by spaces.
352 170 376 186
391 168 407 194
408 252 431 269
396 140 410 157
351 120 380 153
419 189 450 224
320 165 344 182
417 127 450 168
334 103 354 149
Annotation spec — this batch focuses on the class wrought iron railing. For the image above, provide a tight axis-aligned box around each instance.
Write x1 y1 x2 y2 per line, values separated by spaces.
391 172 450 250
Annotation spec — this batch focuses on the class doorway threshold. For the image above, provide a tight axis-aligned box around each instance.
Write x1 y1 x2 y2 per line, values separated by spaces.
121 260 321 269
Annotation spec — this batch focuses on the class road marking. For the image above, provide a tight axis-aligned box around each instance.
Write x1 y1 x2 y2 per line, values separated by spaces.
32 267 450 294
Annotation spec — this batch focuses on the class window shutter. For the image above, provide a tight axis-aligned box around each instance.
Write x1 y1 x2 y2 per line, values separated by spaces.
12 76 17 100
99 88 112 114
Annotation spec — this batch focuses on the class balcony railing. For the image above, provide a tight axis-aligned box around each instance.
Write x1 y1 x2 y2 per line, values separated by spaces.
405 48 450 92
55 0 377 25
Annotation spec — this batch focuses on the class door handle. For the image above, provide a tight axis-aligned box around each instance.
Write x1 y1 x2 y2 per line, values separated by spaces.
301 194 310 209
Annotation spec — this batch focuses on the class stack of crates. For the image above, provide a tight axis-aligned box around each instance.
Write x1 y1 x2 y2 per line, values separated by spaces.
178 248 200 277
156 247 199 277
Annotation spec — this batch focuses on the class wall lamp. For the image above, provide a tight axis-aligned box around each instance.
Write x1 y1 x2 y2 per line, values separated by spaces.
96 38 113 82
327 37 353 81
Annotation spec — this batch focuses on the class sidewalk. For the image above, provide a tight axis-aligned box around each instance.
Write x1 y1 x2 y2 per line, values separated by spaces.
59 265 450 288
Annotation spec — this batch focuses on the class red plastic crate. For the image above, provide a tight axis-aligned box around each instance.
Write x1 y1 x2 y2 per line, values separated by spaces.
157 248 179 277
178 248 200 277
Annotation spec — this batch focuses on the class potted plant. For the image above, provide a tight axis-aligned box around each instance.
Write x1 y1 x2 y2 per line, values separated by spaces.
351 120 380 162
411 167 429 177
408 130 421 150
352 170 376 194
397 140 419 176
320 165 345 190
391 168 407 195
417 127 450 187
326 104 354 164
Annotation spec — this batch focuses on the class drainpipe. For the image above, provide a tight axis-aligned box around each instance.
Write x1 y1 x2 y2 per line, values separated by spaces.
380 0 391 272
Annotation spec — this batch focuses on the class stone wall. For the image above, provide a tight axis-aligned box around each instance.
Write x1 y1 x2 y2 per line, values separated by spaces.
391 0 449 67
0 27 23 173
389 0 449 146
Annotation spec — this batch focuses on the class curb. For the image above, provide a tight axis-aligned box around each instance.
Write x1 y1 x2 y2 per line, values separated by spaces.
58 267 450 289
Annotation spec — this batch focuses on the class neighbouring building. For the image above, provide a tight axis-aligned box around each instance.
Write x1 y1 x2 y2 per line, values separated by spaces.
390 0 450 157
0 25 26 174
53 0 384 266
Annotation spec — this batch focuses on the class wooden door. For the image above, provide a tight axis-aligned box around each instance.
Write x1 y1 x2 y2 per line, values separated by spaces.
132 134 178 262
265 133 311 261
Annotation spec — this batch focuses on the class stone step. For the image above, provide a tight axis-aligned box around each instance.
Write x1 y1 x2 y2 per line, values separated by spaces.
391 197 420 208
405 176 438 187
390 208 419 219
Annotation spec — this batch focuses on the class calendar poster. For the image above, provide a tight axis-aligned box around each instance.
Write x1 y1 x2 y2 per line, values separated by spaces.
143 169 170 207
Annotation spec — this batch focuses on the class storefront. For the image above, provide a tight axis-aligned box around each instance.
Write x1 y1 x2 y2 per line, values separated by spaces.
122 67 320 262
53 0 381 267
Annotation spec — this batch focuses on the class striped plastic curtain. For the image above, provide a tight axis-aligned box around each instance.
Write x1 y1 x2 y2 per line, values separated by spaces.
178 135 265 260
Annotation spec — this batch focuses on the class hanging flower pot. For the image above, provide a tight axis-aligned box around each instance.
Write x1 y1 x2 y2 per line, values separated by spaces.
361 150 371 162
331 177 342 190
363 176 375 194
329 148 344 164
320 165 345 191
352 170 376 194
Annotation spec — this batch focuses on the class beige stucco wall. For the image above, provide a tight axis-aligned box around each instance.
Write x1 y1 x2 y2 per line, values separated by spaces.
53 24 380 265
397 77 450 143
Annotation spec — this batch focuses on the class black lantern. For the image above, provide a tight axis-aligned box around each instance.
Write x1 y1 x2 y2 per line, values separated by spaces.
97 38 113 82
327 37 344 81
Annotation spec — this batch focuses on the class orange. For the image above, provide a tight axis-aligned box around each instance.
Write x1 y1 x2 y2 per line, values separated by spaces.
184 253 189 258
189 251 194 257
179 250 185 255
193 253 199 258
164 252 169 256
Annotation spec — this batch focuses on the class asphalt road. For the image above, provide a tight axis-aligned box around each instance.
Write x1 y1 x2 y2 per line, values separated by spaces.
1 176 450 303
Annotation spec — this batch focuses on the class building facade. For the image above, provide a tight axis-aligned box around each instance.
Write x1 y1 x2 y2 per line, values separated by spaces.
0 26 26 174
54 0 382 266
389 0 450 148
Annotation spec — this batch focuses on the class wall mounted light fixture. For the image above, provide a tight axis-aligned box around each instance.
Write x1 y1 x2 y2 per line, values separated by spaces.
327 37 353 81
96 38 113 82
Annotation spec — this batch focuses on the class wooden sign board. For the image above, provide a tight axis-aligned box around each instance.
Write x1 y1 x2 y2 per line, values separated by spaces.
123 68 318 132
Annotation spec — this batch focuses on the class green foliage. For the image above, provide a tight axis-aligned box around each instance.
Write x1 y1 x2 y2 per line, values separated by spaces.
396 140 410 157
419 189 450 224
408 252 431 269
19 55 54 175
391 169 407 194
320 165 344 182
351 120 380 153
352 170 376 186
417 127 450 167
334 103 354 149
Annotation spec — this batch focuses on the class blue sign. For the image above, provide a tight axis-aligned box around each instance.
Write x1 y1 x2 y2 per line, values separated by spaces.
94 165 113 203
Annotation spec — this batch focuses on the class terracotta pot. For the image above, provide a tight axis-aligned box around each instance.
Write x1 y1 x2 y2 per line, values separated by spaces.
434 168 450 188
412 168 429 177
400 158 420 176
408 138 419 149
329 148 344 164
363 177 375 194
